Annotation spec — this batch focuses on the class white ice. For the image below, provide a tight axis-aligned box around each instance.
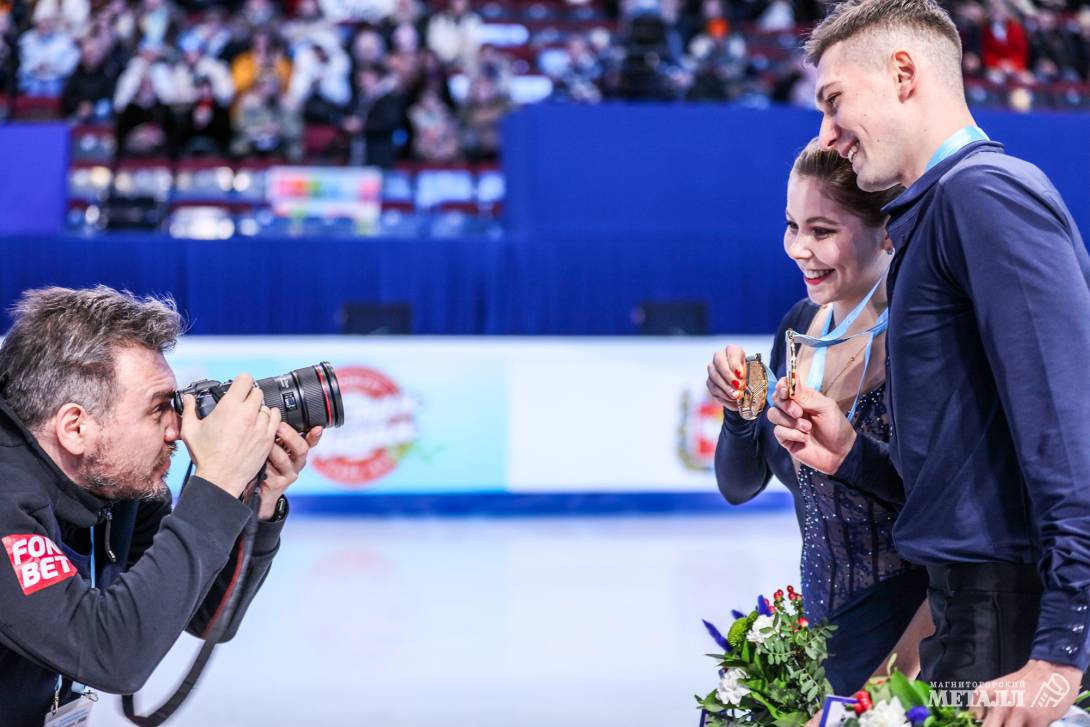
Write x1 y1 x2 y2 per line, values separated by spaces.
92 511 801 726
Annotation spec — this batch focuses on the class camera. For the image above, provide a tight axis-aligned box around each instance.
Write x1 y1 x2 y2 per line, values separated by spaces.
173 362 345 433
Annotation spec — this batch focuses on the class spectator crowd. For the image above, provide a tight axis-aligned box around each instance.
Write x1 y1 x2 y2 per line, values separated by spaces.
0 0 1088 167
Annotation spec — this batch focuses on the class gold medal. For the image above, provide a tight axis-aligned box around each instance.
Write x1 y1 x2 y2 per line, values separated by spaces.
738 354 768 421
786 330 798 399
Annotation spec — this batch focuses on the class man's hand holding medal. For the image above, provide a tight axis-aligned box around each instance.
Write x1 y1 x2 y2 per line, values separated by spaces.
769 373 858 476
706 331 859 475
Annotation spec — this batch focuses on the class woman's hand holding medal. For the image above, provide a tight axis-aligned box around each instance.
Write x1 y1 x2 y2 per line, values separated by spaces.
769 376 858 475
706 345 749 412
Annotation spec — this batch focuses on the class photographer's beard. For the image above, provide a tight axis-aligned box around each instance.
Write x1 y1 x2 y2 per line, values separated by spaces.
82 440 176 501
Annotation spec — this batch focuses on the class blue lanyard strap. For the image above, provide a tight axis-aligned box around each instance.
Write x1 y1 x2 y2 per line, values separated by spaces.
89 526 96 589
786 276 888 420
56 527 98 702
926 125 989 171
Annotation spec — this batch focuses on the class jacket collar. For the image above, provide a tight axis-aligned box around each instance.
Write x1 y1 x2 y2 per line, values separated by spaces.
884 140 1006 220
880 140 1006 254
0 396 108 527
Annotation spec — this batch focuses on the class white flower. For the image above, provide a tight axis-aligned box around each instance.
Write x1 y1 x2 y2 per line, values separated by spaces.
746 614 775 645
859 698 910 727
717 668 751 706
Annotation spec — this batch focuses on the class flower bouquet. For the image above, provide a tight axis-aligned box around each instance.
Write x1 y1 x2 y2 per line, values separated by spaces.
825 669 1090 727
822 670 977 727
697 585 836 727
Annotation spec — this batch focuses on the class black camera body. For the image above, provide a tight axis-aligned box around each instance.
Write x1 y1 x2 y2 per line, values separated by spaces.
173 362 345 433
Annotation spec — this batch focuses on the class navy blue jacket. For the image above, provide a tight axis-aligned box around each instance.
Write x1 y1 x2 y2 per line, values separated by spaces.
852 139 1090 669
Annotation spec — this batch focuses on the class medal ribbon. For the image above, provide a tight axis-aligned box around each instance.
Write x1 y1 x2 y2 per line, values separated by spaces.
786 276 888 420
926 125 989 171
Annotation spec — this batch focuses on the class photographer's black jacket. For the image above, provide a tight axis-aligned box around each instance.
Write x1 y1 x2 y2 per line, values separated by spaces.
0 397 285 727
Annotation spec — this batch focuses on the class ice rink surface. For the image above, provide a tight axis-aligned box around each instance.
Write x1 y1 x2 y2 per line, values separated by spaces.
92 511 800 727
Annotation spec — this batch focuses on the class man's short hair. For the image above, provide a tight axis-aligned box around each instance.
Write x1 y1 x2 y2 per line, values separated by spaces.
0 286 183 431
805 0 963 88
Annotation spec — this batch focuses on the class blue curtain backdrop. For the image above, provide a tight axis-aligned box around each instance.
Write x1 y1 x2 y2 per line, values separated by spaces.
0 124 67 236
0 107 1086 335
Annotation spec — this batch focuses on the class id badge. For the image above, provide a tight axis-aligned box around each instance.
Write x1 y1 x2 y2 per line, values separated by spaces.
43 693 96 727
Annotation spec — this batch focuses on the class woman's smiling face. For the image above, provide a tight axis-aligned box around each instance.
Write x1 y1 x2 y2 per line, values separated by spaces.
783 172 890 308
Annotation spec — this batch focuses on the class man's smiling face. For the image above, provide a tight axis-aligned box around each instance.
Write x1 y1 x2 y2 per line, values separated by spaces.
816 40 910 192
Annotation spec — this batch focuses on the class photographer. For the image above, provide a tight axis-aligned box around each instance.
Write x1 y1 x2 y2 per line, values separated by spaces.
0 286 323 726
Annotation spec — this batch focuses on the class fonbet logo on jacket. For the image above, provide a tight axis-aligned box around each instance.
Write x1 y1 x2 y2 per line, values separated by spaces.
3 534 77 595
313 366 419 486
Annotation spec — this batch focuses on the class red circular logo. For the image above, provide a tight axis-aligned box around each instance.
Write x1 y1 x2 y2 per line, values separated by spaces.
312 366 418 487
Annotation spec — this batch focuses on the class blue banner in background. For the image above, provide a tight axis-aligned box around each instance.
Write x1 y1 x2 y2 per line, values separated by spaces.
0 124 67 236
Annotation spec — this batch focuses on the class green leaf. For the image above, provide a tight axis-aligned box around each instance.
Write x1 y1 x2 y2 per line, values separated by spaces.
746 688 787 720
890 672 924 708
870 681 893 705
774 712 810 727
912 680 932 706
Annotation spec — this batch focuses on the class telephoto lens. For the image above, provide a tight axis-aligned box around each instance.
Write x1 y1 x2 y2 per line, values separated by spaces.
173 362 345 433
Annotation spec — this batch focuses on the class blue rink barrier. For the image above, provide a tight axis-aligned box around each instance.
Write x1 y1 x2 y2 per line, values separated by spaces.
0 232 799 335
283 490 794 517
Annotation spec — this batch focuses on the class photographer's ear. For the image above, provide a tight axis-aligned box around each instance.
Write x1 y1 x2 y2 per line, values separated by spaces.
52 402 95 456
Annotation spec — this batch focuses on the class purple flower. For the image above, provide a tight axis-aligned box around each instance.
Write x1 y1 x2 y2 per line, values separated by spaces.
703 619 732 652
731 609 746 620
757 595 772 617
906 706 930 725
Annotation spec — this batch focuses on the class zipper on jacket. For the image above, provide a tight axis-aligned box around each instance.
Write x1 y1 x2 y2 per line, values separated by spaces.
102 506 117 563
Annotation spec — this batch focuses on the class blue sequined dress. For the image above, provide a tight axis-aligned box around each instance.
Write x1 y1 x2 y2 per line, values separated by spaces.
715 299 927 693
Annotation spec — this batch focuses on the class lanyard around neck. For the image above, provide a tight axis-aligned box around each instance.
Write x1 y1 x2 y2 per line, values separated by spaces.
89 526 97 589
789 275 888 420
926 125 989 171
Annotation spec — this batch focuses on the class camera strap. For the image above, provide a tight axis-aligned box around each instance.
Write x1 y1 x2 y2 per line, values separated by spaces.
121 464 264 726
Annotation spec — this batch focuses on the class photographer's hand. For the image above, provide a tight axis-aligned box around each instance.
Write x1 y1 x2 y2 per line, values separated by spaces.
181 373 281 498
250 424 323 521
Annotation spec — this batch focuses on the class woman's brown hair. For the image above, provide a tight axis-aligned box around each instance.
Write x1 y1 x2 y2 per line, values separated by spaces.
791 138 904 228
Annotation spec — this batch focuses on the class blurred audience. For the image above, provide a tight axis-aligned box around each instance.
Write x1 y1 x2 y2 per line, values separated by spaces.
1 0 1086 165
61 33 124 120
982 0 1030 72
18 0 79 96
230 29 291 98
232 68 303 160
408 78 460 162
113 42 178 156
426 0 480 72
459 69 507 161
343 62 406 166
